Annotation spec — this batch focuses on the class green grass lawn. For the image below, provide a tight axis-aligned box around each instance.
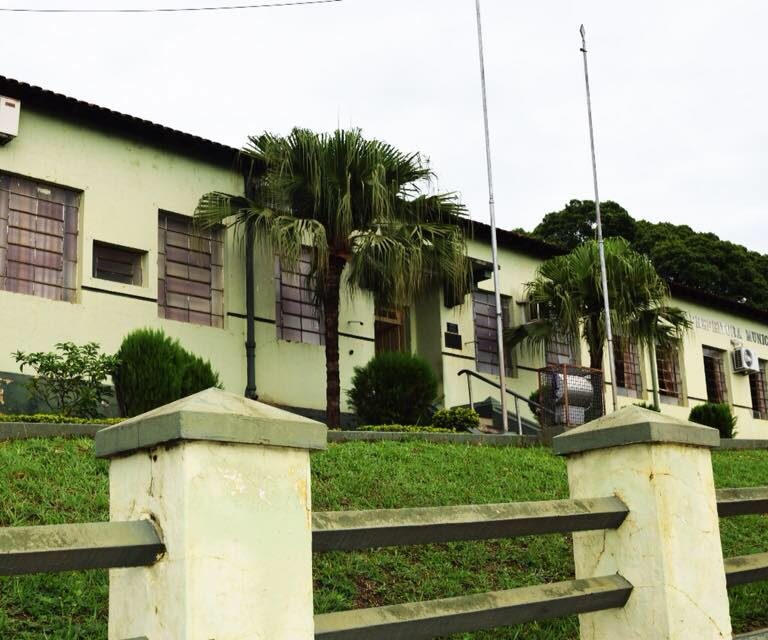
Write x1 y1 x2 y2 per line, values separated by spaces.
1 438 768 639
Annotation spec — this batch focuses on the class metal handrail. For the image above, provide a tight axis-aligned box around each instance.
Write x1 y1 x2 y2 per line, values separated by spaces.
457 368 554 435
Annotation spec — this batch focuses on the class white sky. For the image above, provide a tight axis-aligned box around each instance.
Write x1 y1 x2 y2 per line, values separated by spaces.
1 0 767 251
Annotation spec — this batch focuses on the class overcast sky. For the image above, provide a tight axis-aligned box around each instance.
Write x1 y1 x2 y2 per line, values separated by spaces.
1 0 767 252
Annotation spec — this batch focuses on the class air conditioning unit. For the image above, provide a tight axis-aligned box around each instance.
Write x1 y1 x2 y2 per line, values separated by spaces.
732 347 760 375
0 96 20 145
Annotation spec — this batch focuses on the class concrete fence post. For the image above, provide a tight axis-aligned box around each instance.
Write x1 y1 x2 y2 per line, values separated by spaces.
554 405 732 640
94 388 327 640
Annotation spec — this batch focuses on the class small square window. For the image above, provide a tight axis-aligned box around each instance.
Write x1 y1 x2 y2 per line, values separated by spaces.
93 241 145 286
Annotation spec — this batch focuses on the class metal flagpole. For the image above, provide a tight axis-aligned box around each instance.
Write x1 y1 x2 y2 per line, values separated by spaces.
475 0 511 433
580 24 619 412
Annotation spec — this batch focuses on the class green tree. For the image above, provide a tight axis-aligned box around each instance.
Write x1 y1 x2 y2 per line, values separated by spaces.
195 128 470 428
532 199 637 250
505 238 691 372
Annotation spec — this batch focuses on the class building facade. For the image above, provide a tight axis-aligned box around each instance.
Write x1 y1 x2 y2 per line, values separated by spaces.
1 77 767 437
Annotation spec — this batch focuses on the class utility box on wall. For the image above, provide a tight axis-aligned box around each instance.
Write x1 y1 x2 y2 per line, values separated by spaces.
0 96 20 144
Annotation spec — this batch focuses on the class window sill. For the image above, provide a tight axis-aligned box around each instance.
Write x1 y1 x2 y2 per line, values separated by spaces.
83 277 151 299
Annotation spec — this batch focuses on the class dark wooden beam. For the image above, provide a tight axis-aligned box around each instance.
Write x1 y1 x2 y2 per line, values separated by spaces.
0 520 164 576
725 552 768 587
312 496 627 552
717 487 768 517
314 574 632 640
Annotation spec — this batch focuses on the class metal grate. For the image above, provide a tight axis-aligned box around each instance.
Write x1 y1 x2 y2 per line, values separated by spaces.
546 332 578 366
537 364 605 428
472 289 511 376
0 173 79 302
656 344 682 403
750 360 768 420
275 247 324 345
703 346 728 403
157 212 224 327
614 336 642 398
374 305 409 353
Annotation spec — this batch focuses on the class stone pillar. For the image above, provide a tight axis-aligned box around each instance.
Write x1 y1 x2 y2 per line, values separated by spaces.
95 388 327 640
553 405 732 640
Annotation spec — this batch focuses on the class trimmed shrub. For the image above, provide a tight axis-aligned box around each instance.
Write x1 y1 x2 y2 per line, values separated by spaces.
357 425 456 433
113 329 220 417
0 413 123 425
688 402 737 438
180 354 221 398
431 407 480 432
634 402 661 412
348 352 438 426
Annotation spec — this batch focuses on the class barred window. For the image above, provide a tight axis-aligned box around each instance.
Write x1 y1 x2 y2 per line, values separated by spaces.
546 332 578 366
614 336 642 398
375 305 409 354
275 249 324 345
158 212 223 327
656 344 682 403
702 346 728 404
0 173 79 302
472 289 512 377
750 360 768 420
93 242 144 286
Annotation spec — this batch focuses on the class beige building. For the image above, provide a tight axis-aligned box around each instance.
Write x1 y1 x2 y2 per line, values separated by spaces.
1 76 767 436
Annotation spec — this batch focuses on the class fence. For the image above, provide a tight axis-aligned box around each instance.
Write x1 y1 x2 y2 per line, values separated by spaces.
1 390 768 639
537 364 605 428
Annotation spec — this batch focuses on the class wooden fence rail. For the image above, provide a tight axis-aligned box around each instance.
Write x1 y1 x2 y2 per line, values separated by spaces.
312 496 628 552
0 520 164 576
314 574 632 640
717 487 768 517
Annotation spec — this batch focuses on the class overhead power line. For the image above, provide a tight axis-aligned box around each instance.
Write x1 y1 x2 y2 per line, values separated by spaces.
0 0 342 13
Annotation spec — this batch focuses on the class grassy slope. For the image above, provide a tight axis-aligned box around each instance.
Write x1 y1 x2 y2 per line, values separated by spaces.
1 439 767 639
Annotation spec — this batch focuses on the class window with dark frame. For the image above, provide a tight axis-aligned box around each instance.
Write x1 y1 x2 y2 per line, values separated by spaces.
374 305 409 354
702 346 728 404
750 359 768 420
472 289 512 377
656 344 682 403
275 248 324 345
614 336 642 398
157 212 223 328
93 242 145 286
0 173 79 302
546 332 578 366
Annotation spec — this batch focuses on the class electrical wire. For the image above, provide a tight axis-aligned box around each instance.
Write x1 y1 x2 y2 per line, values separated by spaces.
0 0 342 13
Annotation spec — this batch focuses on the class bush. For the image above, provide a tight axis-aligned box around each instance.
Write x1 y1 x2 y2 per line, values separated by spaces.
180 354 221 398
431 406 480 432
0 413 123 425
12 342 119 418
688 402 737 438
527 388 543 424
357 424 456 433
113 329 220 417
348 352 438 425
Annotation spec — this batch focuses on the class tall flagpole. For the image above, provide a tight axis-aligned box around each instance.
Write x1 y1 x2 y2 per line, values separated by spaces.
580 24 619 412
475 0 511 433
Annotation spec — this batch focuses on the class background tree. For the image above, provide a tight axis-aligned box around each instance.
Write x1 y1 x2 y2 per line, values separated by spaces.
195 128 470 428
531 199 637 250
530 199 768 310
505 238 690 371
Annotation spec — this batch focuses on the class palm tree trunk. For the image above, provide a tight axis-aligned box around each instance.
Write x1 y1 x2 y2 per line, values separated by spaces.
322 256 346 429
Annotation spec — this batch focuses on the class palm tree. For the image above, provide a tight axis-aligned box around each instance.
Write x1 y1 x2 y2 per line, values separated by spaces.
506 237 691 375
194 128 471 428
